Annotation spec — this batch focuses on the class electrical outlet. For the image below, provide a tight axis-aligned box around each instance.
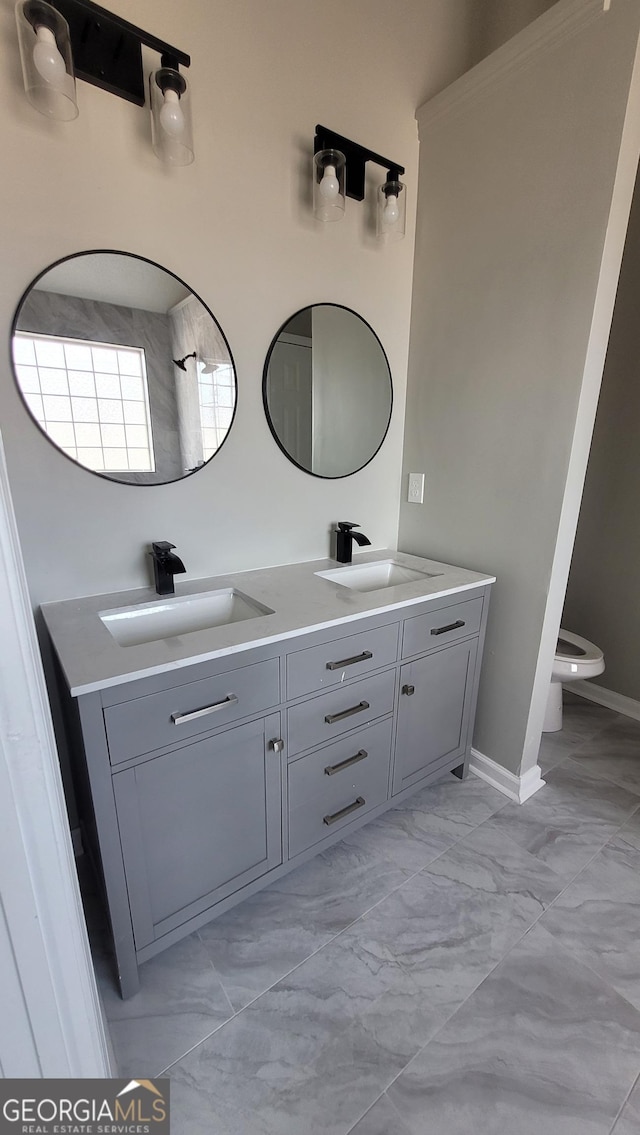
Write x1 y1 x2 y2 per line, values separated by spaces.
408 472 424 504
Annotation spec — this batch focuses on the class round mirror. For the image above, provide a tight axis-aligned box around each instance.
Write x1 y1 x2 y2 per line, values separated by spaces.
263 304 392 478
11 251 237 485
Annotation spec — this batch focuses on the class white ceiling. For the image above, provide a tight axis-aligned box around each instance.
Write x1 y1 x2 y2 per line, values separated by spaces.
33 253 190 313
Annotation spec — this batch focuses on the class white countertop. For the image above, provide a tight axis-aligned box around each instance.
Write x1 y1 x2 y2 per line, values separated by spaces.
40 549 495 697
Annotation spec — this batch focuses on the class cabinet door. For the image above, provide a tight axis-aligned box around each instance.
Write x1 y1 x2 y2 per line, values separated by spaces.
113 714 282 948
393 640 478 795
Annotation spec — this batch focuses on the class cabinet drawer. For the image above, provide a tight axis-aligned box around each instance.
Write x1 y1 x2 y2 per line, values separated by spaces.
287 670 395 756
104 657 280 764
288 720 392 857
402 596 483 658
286 622 399 700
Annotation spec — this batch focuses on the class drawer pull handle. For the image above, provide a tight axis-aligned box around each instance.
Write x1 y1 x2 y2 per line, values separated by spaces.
324 749 368 776
323 796 366 826
431 619 465 636
171 694 239 725
324 700 370 725
402 684 415 696
326 650 373 671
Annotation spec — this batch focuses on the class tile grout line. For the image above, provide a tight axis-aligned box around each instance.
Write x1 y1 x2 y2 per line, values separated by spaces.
346 825 582 1123
539 708 636 773
538 835 640 1025
206 791 513 998
122 729 639 1078
205 955 236 1020
562 753 640 801
154 789 512 1076
114 746 636 1079
344 1087 408 1135
156 836 475 1077
374 798 640 1124
329 861 559 1132
376 884 623 1120
149 749 631 1077
160 712 640 1114
352 750 640 1121
485 742 640 1026
608 1069 640 1135
155 855 451 1075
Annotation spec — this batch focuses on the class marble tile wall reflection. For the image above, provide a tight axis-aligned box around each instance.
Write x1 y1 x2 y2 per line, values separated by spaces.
18 290 182 482
169 294 235 472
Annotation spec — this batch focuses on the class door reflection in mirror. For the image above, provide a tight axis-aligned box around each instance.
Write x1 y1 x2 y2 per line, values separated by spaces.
263 304 392 478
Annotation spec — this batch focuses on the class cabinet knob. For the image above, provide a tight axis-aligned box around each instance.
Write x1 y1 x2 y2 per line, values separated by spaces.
402 684 415 696
270 738 285 752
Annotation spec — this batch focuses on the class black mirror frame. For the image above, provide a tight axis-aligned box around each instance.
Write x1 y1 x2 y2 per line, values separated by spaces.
10 248 238 488
262 302 393 480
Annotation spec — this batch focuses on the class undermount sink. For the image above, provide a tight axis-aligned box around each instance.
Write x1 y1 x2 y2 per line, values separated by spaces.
100 588 274 647
315 559 442 594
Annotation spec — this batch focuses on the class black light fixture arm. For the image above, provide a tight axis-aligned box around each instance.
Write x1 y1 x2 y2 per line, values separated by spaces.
36 0 190 106
173 351 197 372
314 124 404 201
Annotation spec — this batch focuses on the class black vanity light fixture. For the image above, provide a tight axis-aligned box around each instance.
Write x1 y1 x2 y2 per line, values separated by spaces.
15 0 194 165
313 125 406 242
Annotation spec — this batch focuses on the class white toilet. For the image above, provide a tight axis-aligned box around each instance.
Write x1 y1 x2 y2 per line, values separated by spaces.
544 629 605 732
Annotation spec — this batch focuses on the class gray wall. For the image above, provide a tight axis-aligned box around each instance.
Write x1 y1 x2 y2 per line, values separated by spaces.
0 0 484 830
18 290 182 483
0 0 598 825
563 168 640 704
399 0 640 776
467 0 558 65
0 0 482 610
0 0 562 612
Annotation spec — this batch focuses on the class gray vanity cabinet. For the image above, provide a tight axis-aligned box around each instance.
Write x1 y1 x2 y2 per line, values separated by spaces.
112 713 282 951
54 580 491 999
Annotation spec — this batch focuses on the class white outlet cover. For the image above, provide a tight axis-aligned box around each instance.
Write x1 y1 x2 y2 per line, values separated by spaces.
408 472 424 504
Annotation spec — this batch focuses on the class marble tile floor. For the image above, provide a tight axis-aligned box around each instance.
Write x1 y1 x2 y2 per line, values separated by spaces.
88 691 640 1135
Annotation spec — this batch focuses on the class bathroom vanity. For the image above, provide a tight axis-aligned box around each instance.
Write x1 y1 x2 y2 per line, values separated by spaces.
41 550 494 998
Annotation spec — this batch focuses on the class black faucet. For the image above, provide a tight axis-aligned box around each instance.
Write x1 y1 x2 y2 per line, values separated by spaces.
335 522 372 564
149 541 186 596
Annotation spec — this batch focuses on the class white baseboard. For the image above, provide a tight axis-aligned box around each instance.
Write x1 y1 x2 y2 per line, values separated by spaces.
469 748 546 804
565 680 640 723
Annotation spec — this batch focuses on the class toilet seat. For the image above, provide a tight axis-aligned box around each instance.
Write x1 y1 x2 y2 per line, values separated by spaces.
545 628 605 732
555 629 603 665
550 627 605 692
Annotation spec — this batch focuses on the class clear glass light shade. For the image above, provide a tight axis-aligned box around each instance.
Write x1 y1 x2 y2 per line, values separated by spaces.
313 149 346 222
150 68 194 166
15 0 77 121
377 178 406 242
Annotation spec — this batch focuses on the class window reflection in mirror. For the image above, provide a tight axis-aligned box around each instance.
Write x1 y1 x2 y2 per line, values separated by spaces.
263 304 392 478
11 251 237 485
